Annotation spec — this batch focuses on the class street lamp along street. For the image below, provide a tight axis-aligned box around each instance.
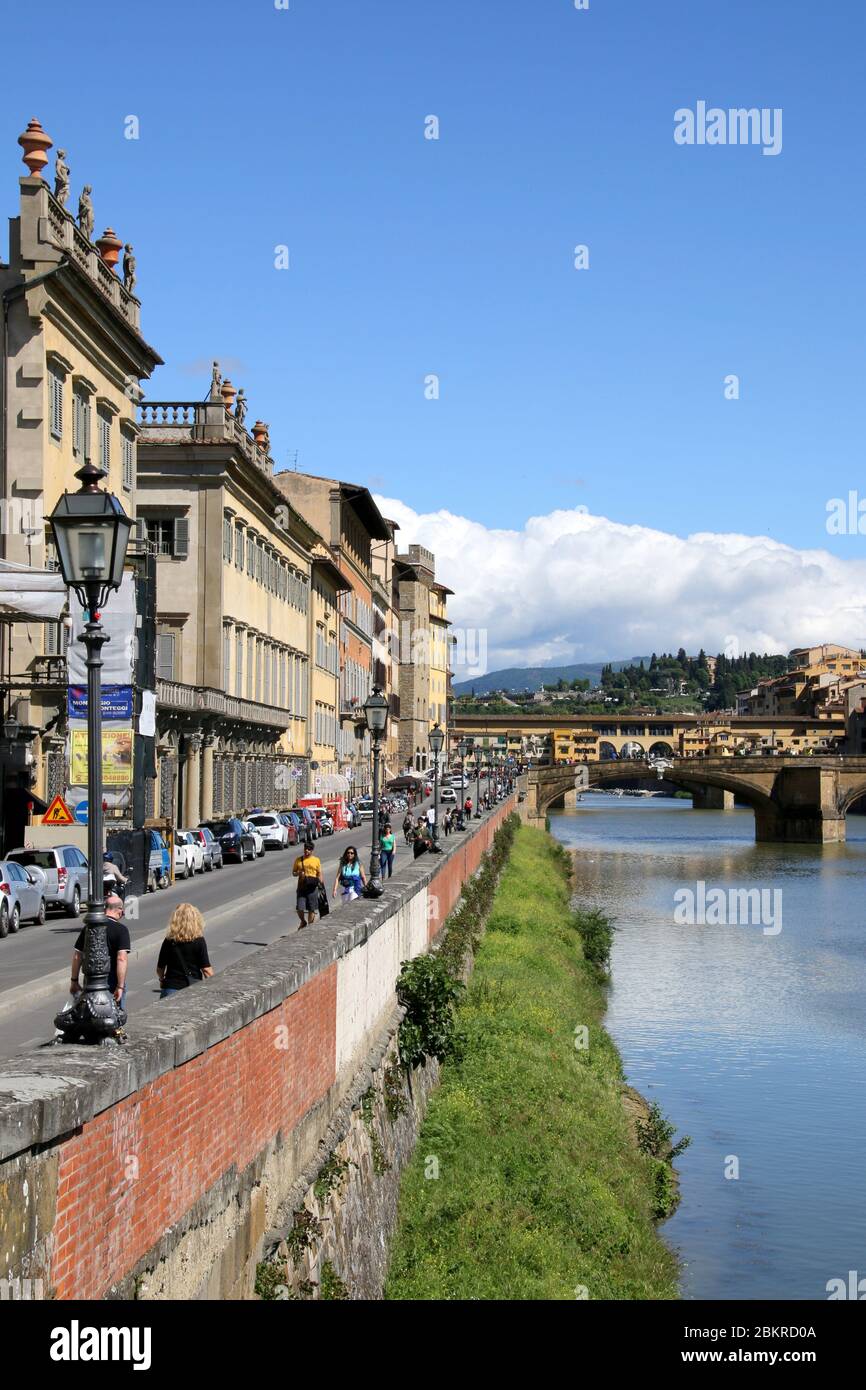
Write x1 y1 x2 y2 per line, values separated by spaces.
429 721 444 847
49 460 132 1044
362 685 389 898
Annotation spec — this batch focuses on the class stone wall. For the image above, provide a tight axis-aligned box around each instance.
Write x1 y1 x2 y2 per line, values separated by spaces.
0 800 514 1300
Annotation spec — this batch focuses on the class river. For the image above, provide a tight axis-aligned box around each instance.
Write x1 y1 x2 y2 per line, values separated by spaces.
549 792 866 1301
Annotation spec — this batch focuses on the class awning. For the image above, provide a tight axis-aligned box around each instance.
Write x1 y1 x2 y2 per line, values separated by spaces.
316 773 351 793
0 563 66 621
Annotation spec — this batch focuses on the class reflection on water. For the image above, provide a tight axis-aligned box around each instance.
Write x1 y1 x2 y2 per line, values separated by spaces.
550 794 866 1301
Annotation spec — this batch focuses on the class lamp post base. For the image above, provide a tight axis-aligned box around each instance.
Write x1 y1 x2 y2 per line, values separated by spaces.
54 911 127 1044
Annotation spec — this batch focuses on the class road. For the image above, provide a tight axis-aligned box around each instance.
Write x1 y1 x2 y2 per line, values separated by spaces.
0 778 501 1056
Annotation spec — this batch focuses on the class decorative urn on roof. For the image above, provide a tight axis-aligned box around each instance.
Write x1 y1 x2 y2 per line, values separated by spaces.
95 227 123 270
252 421 269 450
18 118 53 177
221 378 237 412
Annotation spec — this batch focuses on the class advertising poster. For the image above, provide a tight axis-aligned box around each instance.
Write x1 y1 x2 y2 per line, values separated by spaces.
70 729 134 787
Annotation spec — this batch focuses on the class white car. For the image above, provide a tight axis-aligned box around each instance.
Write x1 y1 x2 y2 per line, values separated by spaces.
242 821 266 857
174 830 204 879
357 797 375 821
440 787 457 804
248 812 289 849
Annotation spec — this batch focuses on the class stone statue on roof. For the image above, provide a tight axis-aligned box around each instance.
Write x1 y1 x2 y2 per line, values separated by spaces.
235 388 247 426
78 185 94 239
54 149 69 207
123 243 136 294
209 361 222 400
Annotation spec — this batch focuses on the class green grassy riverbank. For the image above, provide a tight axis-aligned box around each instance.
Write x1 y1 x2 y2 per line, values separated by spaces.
385 824 680 1300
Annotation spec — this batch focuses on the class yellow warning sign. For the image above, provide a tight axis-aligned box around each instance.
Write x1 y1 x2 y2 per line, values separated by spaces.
42 795 75 826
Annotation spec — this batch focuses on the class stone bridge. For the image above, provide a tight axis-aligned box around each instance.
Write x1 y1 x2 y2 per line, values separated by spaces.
527 757 866 844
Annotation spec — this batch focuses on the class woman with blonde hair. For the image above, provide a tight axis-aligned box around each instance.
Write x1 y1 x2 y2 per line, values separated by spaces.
156 902 213 999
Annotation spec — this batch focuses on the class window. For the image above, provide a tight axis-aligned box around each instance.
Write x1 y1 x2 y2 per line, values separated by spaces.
234 524 245 570
72 389 90 459
223 514 233 564
145 517 189 558
224 626 231 686
98 411 111 471
156 631 176 681
247 535 256 579
235 632 244 698
49 366 63 442
121 431 135 491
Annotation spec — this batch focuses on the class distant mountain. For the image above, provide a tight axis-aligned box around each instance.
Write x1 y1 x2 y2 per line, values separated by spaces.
452 660 649 697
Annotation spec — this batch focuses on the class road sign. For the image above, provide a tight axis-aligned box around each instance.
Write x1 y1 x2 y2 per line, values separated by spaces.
42 795 74 826
74 800 89 825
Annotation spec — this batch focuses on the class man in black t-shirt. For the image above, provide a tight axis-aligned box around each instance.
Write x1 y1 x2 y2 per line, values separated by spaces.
70 890 131 1006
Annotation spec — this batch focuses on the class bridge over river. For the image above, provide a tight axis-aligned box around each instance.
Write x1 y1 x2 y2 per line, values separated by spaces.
527 757 866 843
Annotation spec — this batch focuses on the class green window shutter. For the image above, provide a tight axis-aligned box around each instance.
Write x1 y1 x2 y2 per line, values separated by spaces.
173 516 189 559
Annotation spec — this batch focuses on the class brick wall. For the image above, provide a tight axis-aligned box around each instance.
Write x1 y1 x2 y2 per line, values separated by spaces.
0 799 514 1300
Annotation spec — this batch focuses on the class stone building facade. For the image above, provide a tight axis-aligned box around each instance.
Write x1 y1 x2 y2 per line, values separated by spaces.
0 120 161 847
137 382 326 823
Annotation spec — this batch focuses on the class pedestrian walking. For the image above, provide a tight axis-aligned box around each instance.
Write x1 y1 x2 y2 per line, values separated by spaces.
293 837 323 928
380 822 396 878
333 845 366 902
70 889 129 1009
443 809 452 837
425 805 436 831
402 812 413 845
156 903 213 998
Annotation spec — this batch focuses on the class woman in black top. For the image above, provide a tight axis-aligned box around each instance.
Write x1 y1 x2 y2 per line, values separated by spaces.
157 902 213 998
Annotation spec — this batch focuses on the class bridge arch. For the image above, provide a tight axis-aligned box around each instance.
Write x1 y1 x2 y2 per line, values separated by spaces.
648 741 674 760
620 740 645 760
598 741 618 761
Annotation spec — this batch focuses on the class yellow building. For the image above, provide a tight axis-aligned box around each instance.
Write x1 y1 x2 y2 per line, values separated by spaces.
0 121 161 846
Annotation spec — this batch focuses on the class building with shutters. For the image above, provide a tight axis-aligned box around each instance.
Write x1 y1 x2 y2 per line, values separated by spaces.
0 120 161 848
274 472 393 798
395 545 452 773
137 373 330 824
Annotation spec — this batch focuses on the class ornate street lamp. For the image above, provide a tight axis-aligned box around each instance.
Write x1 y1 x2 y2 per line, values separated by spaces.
455 738 469 829
363 685 389 897
49 461 133 1043
474 745 482 818
429 722 444 846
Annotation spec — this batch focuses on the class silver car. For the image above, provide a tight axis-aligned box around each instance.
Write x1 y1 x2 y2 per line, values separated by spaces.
0 859 47 936
7 844 89 917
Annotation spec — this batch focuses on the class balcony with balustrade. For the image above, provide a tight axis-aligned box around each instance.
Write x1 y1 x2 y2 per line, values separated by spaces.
138 400 277 479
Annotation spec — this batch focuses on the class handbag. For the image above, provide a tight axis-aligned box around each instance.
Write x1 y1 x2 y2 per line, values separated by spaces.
317 885 330 917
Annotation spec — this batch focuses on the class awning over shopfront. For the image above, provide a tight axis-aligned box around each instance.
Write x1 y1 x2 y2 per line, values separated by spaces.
0 563 66 621
316 773 351 794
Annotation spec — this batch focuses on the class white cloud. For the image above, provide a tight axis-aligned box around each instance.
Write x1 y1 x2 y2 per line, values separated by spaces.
374 497 866 675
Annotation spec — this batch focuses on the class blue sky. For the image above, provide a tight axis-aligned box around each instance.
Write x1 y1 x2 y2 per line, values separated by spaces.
3 1 865 663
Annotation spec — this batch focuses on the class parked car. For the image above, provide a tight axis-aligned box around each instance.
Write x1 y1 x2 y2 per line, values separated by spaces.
201 817 256 863
357 797 375 821
7 844 88 917
243 820 266 858
249 812 289 849
188 825 223 871
0 860 47 937
277 812 299 845
174 830 204 879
